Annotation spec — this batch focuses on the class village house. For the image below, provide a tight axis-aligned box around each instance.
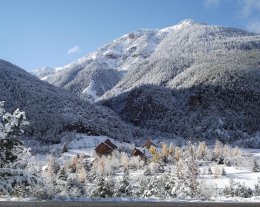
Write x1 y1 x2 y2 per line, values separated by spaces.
131 148 148 162
142 139 156 149
95 139 118 156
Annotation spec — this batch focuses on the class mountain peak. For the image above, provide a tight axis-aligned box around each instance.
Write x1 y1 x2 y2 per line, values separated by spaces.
160 19 204 32
177 19 203 26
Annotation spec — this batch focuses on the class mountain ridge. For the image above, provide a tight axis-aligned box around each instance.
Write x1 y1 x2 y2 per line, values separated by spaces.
30 20 260 144
35 20 259 102
0 59 146 143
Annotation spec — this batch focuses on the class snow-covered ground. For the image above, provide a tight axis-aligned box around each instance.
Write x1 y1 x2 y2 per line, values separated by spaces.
63 135 134 157
61 135 260 190
245 149 260 159
200 165 260 189
2 134 260 202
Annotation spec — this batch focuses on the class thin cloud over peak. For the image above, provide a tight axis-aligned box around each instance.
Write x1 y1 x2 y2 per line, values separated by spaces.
246 20 260 33
67 46 81 54
239 0 260 33
240 0 260 18
203 0 260 33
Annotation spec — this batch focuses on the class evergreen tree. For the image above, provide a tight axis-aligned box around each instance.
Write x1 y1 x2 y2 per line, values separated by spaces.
252 159 260 172
0 101 29 140
164 167 177 198
144 176 161 197
114 167 131 197
57 166 68 181
0 101 30 168
61 143 68 153
92 176 113 198
222 167 227 176
208 167 212 175
254 178 260 196
185 143 199 198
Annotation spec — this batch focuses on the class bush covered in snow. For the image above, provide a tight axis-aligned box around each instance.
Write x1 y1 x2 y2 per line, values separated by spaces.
0 101 30 168
0 102 44 197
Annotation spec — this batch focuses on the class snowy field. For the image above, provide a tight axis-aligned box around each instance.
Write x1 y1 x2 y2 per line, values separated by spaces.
2 134 260 202
52 135 260 201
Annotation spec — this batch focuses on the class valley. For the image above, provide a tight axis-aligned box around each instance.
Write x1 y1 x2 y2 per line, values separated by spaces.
0 19 260 202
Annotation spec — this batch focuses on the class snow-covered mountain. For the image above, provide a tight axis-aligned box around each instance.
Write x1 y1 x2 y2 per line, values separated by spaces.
31 66 59 80
39 20 260 101
99 20 260 143
100 19 259 99
39 21 171 101
32 19 260 143
0 59 144 143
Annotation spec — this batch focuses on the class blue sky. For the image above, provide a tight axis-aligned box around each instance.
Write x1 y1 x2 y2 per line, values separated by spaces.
0 0 259 71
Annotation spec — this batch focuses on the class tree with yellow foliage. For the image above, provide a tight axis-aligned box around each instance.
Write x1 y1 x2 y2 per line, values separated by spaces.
169 143 174 156
149 145 159 162
161 142 169 162
175 147 182 162
76 154 87 182
197 141 208 160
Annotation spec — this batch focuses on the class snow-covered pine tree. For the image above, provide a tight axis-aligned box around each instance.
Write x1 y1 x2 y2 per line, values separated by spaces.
143 176 161 197
208 166 212 175
176 159 185 180
0 101 29 140
91 175 114 198
184 142 200 198
114 167 131 197
59 173 85 198
57 166 68 181
223 179 253 198
252 159 260 172
164 167 177 198
222 167 227 176
0 102 42 196
0 101 30 168
131 175 148 197
254 178 260 196
0 168 41 196
61 143 68 153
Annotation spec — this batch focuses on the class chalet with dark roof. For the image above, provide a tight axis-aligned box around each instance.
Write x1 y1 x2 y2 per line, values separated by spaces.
131 148 147 161
95 139 117 156
142 139 156 149
104 139 118 150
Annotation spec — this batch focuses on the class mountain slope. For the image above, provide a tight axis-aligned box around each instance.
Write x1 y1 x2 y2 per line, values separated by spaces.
41 26 168 101
39 20 260 102
98 21 260 142
100 20 259 98
0 60 142 143
31 66 58 80
33 19 260 143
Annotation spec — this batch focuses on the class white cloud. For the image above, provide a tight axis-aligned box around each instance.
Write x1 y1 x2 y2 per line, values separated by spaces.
239 0 260 18
67 46 81 54
237 0 260 33
246 20 260 33
204 0 221 8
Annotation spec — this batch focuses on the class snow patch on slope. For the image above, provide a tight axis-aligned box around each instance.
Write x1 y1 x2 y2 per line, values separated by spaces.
82 81 98 100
